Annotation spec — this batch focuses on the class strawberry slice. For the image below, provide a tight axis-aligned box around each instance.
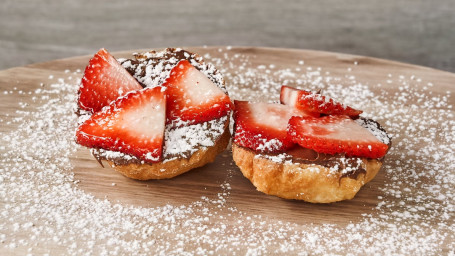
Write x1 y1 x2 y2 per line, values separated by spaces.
162 60 232 126
78 48 143 113
288 115 388 158
233 100 315 153
280 86 362 117
76 87 166 163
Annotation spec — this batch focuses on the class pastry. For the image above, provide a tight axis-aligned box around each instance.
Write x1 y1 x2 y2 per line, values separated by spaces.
232 86 391 203
75 48 232 180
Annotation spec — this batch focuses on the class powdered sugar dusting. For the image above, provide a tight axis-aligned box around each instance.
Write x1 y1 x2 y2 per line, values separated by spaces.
163 116 227 160
93 116 227 163
356 117 391 145
255 138 283 152
255 152 289 163
0 47 454 255
121 48 225 93
94 148 137 163
330 157 364 176
257 150 365 177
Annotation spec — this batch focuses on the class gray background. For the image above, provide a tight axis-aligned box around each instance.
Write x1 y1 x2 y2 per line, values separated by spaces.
1 0 455 72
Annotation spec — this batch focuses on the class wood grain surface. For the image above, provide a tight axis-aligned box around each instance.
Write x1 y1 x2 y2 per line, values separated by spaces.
0 47 454 254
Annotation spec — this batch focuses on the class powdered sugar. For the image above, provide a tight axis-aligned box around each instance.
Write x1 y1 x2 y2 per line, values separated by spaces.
356 117 391 145
255 152 289 163
121 48 226 94
0 47 454 255
255 138 284 152
163 116 227 160
256 150 366 177
93 116 227 164
93 148 138 163
144 150 161 162
329 157 365 176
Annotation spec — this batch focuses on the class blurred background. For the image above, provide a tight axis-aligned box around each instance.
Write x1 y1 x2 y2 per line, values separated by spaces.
1 0 454 72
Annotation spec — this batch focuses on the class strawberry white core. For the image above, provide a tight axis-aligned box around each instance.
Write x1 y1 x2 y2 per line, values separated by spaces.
280 86 300 108
288 115 388 158
300 116 381 143
120 99 166 143
178 62 226 106
250 102 303 132
233 101 315 153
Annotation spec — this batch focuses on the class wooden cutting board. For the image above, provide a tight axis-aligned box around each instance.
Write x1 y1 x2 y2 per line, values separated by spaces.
0 47 453 254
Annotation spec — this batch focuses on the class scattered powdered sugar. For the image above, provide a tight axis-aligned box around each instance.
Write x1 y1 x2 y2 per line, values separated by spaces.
144 150 161 162
256 151 365 177
255 138 283 152
121 48 225 94
356 117 391 145
255 152 289 163
133 60 171 88
329 157 364 176
93 148 138 163
93 116 227 164
163 116 227 160
0 47 454 255
235 129 284 153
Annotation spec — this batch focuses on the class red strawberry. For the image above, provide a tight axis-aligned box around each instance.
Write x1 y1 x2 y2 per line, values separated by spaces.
78 48 143 113
280 86 362 118
233 100 315 153
162 60 232 126
288 115 388 158
76 87 166 163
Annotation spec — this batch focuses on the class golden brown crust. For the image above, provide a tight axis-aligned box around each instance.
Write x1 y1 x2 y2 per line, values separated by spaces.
232 143 383 203
106 120 231 180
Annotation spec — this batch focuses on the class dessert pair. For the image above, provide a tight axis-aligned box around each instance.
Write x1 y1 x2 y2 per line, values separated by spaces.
75 48 390 203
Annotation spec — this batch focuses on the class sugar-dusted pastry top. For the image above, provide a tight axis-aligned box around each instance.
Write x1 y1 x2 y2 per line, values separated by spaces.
90 48 230 165
119 48 226 93
92 115 228 165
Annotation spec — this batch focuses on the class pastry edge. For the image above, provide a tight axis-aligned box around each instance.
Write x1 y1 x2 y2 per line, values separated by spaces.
104 119 231 180
232 143 382 203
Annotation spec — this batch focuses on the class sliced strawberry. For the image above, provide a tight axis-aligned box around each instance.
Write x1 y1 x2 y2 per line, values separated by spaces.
288 115 388 158
76 87 166 163
233 100 314 153
280 86 362 118
162 60 232 126
78 48 143 113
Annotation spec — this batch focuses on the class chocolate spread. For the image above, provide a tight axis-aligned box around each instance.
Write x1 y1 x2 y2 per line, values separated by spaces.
242 117 392 179
254 146 368 179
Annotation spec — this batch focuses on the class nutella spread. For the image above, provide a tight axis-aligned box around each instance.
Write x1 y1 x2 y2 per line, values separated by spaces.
92 115 228 166
244 117 391 178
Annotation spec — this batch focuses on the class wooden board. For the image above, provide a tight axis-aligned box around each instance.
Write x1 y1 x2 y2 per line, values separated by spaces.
0 47 453 254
